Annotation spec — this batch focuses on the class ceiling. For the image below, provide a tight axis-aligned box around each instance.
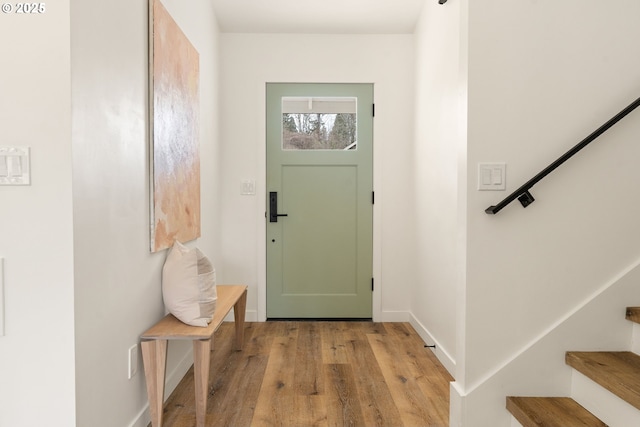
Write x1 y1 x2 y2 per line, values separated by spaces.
210 0 427 34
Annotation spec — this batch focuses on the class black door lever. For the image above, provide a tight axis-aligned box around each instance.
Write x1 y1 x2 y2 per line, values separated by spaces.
269 191 288 223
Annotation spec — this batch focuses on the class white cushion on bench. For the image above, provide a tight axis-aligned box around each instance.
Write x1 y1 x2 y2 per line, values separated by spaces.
162 241 217 327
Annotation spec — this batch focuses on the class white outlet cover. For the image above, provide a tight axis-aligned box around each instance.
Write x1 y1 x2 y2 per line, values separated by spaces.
128 344 138 379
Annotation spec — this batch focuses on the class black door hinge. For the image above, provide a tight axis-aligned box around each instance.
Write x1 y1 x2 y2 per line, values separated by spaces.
372 104 375 117
371 278 374 291
372 191 375 204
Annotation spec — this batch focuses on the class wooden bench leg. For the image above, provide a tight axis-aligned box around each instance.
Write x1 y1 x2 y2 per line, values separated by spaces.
233 288 247 350
193 338 212 427
141 339 168 427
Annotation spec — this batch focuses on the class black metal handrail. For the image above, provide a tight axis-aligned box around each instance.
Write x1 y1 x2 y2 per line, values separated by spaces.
485 95 640 215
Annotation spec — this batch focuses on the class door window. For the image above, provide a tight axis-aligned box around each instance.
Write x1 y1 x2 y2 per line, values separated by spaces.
281 97 357 150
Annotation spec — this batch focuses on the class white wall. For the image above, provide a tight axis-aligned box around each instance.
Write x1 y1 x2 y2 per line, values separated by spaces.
71 1 220 426
455 0 640 425
411 0 467 375
218 34 415 322
0 3 76 426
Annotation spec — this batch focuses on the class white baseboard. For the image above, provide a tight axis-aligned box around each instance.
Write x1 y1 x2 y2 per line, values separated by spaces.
379 310 411 322
129 407 149 427
449 382 464 427
409 313 456 375
128 346 194 427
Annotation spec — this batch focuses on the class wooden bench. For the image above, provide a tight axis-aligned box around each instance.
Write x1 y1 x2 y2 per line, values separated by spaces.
140 284 248 427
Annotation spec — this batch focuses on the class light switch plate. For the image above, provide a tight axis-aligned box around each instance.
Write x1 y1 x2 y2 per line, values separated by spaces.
241 180 256 195
478 163 506 191
0 147 30 185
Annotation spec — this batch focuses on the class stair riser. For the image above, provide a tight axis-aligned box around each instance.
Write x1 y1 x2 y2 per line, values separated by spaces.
572 369 640 426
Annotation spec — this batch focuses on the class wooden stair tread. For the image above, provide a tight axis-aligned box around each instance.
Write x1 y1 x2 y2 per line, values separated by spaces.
626 307 640 324
506 396 606 427
566 351 640 410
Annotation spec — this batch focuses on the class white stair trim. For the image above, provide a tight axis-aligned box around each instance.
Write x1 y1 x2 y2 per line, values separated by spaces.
631 322 640 354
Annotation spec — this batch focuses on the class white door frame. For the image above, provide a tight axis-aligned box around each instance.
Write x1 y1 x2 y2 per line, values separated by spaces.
255 81 382 322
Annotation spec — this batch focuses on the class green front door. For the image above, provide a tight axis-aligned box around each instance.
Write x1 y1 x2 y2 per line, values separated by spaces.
266 83 374 318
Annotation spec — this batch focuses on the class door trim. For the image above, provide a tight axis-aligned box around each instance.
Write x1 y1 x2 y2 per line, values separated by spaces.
255 81 382 322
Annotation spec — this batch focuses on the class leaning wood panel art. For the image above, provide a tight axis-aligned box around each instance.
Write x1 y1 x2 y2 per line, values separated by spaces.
149 0 200 252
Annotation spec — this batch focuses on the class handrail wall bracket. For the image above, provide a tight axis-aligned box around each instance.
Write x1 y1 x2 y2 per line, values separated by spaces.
518 191 535 208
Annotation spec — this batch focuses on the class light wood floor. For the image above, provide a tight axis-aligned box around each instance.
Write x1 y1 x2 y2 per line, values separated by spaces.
156 321 454 427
